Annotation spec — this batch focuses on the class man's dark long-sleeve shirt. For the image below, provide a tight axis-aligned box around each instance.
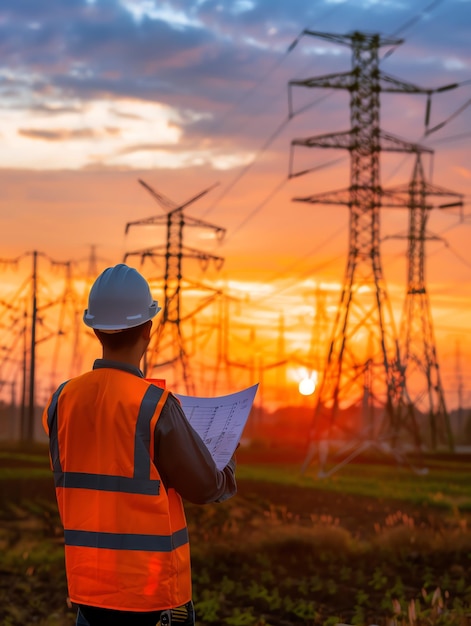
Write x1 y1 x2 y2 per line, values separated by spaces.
93 359 237 505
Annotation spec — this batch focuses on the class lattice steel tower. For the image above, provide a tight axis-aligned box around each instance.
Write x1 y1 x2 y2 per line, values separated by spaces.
290 31 436 459
125 179 225 395
385 153 463 451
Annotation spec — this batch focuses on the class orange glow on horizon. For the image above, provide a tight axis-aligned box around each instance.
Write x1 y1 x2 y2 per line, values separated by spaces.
0 234 470 417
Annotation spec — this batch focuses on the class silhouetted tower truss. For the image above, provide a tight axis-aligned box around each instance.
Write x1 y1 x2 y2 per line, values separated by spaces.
384 153 463 450
124 179 225 395
289 31 439 452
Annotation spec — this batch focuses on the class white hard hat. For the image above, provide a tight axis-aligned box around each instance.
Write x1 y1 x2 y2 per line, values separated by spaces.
83 264 161 331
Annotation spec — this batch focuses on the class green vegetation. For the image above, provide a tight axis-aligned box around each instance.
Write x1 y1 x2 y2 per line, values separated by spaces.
1 445 471 625
237 458 471 511
0 450 49 465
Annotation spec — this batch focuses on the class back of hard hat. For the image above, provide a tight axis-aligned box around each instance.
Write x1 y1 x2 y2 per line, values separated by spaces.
83 263 161 330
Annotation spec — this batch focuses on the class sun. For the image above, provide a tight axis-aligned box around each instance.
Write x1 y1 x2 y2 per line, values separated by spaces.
298 372 318 396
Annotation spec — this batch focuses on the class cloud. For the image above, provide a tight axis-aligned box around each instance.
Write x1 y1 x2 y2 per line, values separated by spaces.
0 0 468 172
18 127 120 141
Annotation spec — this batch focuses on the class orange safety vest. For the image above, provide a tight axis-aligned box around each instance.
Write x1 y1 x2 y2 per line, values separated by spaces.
43 367 192 612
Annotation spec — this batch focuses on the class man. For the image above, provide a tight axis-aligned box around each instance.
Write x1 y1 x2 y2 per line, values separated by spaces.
42 263 237 626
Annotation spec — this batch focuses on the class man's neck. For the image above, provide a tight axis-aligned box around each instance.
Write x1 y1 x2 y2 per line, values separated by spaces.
101 349 143 370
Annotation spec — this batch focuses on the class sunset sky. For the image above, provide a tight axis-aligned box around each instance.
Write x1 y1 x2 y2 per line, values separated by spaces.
0 0 470 415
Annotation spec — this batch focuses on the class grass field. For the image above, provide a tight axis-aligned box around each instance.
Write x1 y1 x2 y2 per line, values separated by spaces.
1 443 471 625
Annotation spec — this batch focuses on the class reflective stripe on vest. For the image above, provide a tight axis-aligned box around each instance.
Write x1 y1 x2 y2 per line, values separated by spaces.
64 526 189 551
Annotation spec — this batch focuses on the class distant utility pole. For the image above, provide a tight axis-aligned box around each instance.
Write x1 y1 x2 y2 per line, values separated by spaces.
124 179 225 395
384 153 463 451
455 340 464 439
289 31 456 472
0 251 72 442
87 244 99 278
27 251 38 442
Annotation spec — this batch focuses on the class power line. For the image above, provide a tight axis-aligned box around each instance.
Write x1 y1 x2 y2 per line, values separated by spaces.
245 238 348 308
203 97 345 222
226 178 287 241
201 116 291 218
201 7 357 221
224 155 346 243
428 130 471 145
426 97 471 136
440 240 471 270
206 32 302 142
383 0 446 58
211 0 348 136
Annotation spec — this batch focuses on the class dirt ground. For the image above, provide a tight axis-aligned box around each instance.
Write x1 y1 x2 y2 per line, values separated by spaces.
236 478 447 537
1 447 471 625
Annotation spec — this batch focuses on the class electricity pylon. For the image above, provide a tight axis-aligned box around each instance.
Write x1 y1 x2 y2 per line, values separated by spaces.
384 153 463 451
290 31 453 473
124 179 225 395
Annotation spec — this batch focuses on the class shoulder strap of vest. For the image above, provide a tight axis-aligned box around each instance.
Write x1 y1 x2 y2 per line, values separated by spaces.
47 380 69 472
135 384 168 478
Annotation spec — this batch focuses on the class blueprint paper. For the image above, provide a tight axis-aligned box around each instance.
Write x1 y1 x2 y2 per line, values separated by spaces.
175 384 259 470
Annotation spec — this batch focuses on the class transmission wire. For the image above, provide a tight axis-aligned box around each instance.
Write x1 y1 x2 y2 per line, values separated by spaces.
428 130 471 145
426 96 471 136
201 116 291 218
226 177 287 240
202 4 353 221
207 31 304 141
383 0 446 59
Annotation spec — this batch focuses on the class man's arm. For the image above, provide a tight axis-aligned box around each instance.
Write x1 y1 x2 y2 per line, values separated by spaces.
153 394 237 504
